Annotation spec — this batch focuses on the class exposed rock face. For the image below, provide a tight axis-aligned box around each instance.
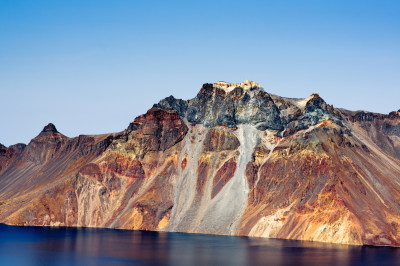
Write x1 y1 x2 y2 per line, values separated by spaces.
203 128 240 152
0 143 26 175
1 80 400 247
126 107 188 157
40 123 58 134
156 81 283 131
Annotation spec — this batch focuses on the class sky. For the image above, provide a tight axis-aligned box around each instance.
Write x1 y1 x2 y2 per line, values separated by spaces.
0 0 399 146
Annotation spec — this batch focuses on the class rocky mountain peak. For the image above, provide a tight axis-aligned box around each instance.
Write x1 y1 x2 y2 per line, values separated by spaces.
305 93 328 112
35 123 66 141
37 123 62 138
41 123 58 133
154 81 341 134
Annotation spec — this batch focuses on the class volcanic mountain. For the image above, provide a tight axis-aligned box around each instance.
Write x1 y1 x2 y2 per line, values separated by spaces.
1 80 400 246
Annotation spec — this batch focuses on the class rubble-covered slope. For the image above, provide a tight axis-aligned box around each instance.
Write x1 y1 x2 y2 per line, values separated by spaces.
1 80 400 246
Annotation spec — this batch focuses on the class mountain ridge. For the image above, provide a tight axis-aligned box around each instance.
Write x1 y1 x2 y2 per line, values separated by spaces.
1 80 400 246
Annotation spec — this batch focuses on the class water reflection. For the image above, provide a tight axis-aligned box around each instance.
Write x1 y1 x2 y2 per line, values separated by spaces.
0 224 399 265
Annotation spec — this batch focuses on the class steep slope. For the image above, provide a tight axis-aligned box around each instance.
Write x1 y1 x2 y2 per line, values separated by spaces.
0 143 26 175
1 80 400 246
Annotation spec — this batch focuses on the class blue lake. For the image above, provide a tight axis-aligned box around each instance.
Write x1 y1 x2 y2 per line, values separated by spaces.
0 224 399 265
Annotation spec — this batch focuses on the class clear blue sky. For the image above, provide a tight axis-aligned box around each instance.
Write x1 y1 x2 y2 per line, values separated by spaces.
0 0 399 146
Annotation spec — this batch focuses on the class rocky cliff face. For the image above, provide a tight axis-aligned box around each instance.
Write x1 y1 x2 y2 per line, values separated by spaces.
1 80 400 246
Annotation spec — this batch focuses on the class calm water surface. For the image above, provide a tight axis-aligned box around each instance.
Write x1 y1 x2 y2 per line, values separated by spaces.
0 224 399 265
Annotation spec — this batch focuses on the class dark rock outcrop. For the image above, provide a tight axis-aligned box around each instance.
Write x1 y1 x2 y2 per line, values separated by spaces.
39 123 59 136
126 107 189 155
155 83 349 137
186 83 284 130
305 93 328 112
154 96 188 118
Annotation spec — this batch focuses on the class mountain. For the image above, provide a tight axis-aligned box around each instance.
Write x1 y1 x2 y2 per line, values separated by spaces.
1 80 400 246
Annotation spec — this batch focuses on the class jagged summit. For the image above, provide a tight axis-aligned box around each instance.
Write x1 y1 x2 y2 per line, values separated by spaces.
213 79 263 93
155 81 335 133
41 123 58 133
37 123 65 140
305 93 328 112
